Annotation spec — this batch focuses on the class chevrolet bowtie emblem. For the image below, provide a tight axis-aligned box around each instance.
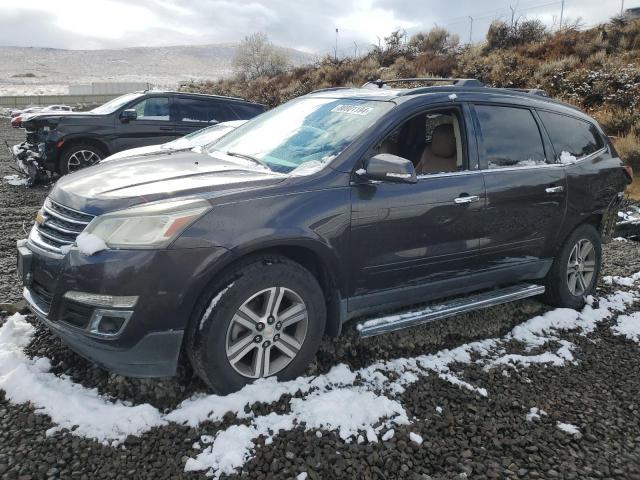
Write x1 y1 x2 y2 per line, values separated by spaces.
35 210 45 225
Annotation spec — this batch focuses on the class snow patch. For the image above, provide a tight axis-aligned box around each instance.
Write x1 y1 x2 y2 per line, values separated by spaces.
0 314 165 443
3 174 28 186
611 311 640 343
76 232 107 255
409 432 423 445
559 151 577 164
199 283 234 330
557 422 581 437
526 407 547 422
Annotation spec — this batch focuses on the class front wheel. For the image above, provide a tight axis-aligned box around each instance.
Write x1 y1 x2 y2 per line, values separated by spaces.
542 224 601 309
186 255 326 394
59 144 104 175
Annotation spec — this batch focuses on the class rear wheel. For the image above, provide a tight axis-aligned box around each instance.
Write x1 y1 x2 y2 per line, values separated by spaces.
542 224 601 309
59 144 104 175
186 255 326 394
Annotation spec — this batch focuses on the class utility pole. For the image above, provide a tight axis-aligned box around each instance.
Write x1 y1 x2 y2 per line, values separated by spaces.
559 0 565 30
334 28 339 62
353 41 358 58
468 16 473 44
621 0 625 15
510 5 516 27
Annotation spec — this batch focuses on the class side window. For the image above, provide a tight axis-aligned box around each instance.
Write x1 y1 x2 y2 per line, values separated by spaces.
375 109 465 175
131 97 170 121
538 111 604 161
475 105 546 169
230 103 264 119
178 98 236 123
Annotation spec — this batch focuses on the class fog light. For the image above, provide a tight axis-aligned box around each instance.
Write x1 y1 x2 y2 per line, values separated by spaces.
88 308 133 337
64 291 138 308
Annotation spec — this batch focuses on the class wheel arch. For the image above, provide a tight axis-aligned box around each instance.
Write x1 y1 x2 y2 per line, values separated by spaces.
188 241 346 340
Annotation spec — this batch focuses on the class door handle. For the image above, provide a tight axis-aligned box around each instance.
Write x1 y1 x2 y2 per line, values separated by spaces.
454 195 480 204
159 126 173 131
545 186 564 194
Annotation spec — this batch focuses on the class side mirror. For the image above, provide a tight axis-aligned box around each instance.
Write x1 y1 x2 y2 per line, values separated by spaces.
120 109 137 122
359 153 417 184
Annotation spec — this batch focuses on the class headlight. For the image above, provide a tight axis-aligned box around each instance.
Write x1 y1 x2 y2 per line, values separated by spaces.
83 198 210 249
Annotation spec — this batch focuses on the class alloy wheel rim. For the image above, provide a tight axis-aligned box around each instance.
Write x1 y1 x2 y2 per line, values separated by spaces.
67 150 101 172
225 287 308 379
566 238 596 296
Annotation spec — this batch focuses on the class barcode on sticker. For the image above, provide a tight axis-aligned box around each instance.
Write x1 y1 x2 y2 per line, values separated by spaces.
331 104 373 115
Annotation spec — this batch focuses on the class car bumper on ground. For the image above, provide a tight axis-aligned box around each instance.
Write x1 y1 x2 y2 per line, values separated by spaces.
18 236 229 377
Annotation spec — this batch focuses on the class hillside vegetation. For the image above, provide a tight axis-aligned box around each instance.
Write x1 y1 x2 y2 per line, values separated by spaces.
183 18 640 184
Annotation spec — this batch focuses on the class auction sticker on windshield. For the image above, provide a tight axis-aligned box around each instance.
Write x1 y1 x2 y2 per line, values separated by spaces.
331 104 374 115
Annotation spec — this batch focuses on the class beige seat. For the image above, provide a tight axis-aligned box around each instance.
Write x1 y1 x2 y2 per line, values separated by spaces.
416 124 457 174
379 139 400 156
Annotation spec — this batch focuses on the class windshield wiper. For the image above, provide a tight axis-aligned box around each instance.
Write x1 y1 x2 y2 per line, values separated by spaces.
226 151 270 170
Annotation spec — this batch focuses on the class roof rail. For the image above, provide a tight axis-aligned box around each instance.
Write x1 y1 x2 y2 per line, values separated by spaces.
361 77 484 89
309 86 352 94
505 88 549 97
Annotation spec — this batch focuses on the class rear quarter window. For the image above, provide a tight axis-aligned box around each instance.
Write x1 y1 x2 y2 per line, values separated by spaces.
178 98 237 123
230 103 265 119
538 111 604 161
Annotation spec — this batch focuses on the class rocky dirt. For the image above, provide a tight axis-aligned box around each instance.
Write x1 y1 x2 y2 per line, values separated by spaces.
1 120 640 479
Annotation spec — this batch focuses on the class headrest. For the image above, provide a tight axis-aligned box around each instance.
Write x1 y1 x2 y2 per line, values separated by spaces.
431 124 456 158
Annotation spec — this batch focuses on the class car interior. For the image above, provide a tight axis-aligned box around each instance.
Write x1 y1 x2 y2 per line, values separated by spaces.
377 110 464 175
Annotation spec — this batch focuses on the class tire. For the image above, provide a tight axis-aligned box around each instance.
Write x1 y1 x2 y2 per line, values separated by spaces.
542 224 602 309
186 255 326 394
59 144 104 175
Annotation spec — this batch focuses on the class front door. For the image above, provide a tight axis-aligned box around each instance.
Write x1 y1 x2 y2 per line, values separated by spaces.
472 103 567 273
349 106 487 314
113 96 178 152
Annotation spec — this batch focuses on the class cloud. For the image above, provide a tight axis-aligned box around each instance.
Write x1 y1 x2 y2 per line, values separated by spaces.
0 0 628 52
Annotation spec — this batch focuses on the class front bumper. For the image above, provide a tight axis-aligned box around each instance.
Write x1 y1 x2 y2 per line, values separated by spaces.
19 237 229 377
24 286 184 377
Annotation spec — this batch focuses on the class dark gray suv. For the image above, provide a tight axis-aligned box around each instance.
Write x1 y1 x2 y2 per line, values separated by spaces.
17 78 631 393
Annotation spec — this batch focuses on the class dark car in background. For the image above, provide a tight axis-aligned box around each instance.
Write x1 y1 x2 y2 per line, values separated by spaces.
14 91 264 176
17 78 630 394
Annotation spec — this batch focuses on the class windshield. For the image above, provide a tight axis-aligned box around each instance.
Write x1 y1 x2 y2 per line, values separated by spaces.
91 93 144 115
164 122 243 150
209 97 393 173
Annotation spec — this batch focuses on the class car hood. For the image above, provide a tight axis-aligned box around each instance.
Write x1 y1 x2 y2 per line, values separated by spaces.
50 150 286 214
101 144 166 162
22 111 98 129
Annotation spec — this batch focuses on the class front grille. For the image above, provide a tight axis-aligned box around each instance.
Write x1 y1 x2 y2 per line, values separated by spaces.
31 280 54 311
60 300 94 329
31 198 94 253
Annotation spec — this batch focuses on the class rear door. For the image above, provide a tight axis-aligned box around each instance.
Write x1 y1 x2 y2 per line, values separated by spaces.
113 95 177 151
175 97 238 136
472 103 567 271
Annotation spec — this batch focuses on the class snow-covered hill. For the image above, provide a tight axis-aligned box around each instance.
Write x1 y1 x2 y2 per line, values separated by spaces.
0 44 314 95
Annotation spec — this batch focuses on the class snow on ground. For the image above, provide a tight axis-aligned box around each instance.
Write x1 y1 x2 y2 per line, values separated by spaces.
557 422 582 437
0 314 165 443
526 407 548 422
3 174 28 186
611 311 640 343
1 273 639 478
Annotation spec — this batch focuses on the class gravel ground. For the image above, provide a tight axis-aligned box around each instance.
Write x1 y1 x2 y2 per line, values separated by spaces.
1 119 640 479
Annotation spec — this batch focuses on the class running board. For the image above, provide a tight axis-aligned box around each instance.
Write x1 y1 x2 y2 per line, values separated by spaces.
356 283 545 338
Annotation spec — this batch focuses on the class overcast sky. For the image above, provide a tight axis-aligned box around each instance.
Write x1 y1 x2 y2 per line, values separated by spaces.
0 0 633 54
